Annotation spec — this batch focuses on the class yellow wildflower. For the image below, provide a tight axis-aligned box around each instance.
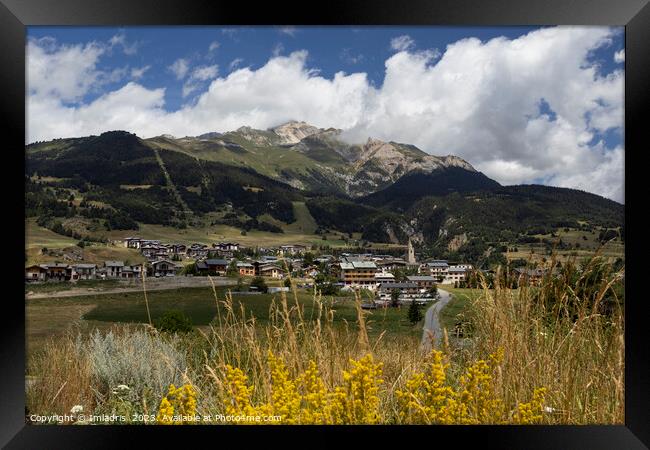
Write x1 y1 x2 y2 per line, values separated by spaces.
156 383 197 425
516 387 547 424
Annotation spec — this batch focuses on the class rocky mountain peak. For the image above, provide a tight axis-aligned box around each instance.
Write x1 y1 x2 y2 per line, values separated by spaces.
271 121 323 144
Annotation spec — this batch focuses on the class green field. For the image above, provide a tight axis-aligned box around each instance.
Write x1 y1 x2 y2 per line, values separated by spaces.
26 286 422 353
439 288 483 331
25 219 78 249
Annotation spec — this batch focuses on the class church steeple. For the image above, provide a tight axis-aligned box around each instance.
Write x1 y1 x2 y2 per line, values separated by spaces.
407 237 416 265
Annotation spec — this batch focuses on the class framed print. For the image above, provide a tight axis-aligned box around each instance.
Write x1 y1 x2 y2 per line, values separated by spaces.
1 0 648 447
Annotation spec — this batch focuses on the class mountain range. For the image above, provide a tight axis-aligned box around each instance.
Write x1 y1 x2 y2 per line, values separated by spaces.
25 121 624 260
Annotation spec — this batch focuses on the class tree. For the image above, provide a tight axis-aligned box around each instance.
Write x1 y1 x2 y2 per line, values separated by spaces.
407 299 423 324
428 284 438 298
154 310 193 333
226 259 238 277
250 276 268 293
283 277 292 288
390 289 401 308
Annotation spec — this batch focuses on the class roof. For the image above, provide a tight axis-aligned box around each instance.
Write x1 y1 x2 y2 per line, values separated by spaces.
46 263 70 268
515 268 546 276
379 282 418 289
105 261 125 267
205 259 228 265
74 264 97 269
236 262 254 267
407 276 437 282
375 272 395 278
25 264 48 270
340 261 377 270
425 261 449 267
448 267 467 273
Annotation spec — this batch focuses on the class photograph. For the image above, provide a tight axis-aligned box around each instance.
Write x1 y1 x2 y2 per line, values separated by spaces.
23 24 626 426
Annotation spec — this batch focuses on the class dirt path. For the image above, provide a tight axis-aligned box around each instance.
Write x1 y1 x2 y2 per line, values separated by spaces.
25 276 237 299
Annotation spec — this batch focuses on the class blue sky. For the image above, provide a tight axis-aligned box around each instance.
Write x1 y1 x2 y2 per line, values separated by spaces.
26 26 625 202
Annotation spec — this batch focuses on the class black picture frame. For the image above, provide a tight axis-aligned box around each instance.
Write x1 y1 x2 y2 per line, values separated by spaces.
2 0 648 448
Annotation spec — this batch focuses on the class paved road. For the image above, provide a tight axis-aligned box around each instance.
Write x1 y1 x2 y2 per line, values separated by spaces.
421 288 452 351
25 276 237 299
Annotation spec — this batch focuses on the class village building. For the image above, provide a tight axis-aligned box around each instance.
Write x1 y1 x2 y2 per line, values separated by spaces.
514 267 546 285
279 244 307 256
121 266 134 279
213 242 240 252
442 266 467 285
407 275 437 291
374 271 396 285
124 237 143 249
151 259 181 277
376 258 408 271
71 263 97 281
377 282 420 304
25 264 48 282
236 262 255 276
259 264 283 279
45 263 70 281
339 261 379 289
196 258 228 275
420 260 450 281
104 261 125 278
187 243 210 259
169 244 187 256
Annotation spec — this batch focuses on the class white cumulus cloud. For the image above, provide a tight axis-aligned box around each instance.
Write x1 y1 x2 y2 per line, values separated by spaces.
614 49 624 63
390 35 415 52
26 27 624 202
168 58 189 79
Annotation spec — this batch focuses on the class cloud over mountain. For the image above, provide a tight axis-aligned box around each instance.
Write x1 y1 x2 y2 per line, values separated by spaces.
26 27 624 202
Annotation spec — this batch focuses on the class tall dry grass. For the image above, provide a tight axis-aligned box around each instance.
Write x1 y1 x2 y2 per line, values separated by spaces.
25 256 624 424
464 255 624 424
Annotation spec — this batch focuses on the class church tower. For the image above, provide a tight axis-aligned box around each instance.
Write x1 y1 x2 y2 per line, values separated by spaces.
407 238 416 265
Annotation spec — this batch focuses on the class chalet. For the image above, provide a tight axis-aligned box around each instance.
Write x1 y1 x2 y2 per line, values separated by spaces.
407 275 437 290
71 264 97 281
124 237 143 249
259 264 283 279
420 260 449 281
514 268 546 285
377 282 419 303
131 264 146 278
25 264 48 282
169 244 187 256
213 242 240 252
196 258 228 275
339 261 378 289
121 266 134 279
140 244 161 260
151 259 181 277
279 244 307 256
187 244 209 259
46 263 70 281
376 258 408 271
104 261 124 278
374 271 396 285
236 262 255 276
442 266 467 285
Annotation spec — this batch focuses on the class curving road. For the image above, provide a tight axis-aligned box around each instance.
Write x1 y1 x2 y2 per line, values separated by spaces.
421 288 452 351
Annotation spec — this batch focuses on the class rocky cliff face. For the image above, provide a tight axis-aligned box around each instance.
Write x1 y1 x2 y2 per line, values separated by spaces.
168 121 479 197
